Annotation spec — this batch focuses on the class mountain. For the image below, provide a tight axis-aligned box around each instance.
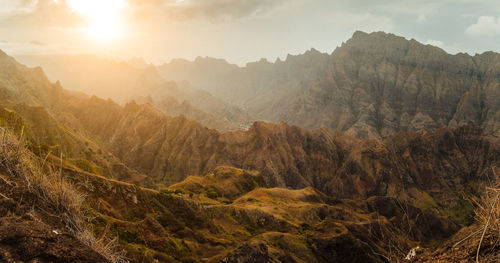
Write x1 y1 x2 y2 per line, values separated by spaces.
127 57 151 69
16 54 255 131
23 31 500 139
158 31 500 139
1 30 500 262
67 95 499 203
284 31 500 139
0 50 151 186
7 46 498 217
16 54 164 102
158 49 331 121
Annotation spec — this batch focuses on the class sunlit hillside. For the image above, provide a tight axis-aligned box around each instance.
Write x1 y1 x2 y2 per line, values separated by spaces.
1 1 500 262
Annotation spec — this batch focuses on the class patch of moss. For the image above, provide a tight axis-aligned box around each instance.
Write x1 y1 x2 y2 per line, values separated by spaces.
160 189 185 195
119 226 138 243
67 158 104 176
125 210 139 222
0 107 26 136
413 192 438 211
87 209 109 235
440 196 475 226
162 236 190 255
206 187 218 199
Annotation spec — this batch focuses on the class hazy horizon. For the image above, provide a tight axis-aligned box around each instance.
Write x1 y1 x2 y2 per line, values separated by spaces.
2 0 500 66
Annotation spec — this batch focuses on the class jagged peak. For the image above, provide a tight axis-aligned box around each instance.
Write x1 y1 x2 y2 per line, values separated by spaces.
194 56 233 65
124 99 139 111
343 30 409 49
245 58 272 68
334 30 455 62
350 30 403 41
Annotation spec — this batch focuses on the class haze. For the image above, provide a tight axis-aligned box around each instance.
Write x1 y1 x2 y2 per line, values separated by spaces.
2 0 500 65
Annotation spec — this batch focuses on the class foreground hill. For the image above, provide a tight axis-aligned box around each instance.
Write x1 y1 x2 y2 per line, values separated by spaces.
0 132 114 262
64 165 463 262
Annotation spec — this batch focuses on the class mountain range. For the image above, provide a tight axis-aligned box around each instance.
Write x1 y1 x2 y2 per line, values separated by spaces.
0 31 499 262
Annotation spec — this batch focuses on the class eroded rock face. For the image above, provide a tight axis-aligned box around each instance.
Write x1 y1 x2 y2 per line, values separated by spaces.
157 31 500 139
75 99 499 200
281 31 500 138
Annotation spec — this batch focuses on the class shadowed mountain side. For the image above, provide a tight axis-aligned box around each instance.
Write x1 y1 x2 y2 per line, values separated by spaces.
158 31 500 139
0 38 499 262
61 94 500 205
2 48 499 208
284 31 500 139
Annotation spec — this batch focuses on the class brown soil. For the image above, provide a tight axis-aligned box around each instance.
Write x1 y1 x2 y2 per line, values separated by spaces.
0 217 107 262
0 149 109 263
409 231 499 262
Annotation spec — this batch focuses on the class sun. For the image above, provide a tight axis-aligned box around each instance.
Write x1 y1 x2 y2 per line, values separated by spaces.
67 0 127 41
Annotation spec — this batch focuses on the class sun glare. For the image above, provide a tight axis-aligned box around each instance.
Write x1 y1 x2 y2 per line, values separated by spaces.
67 0 126 41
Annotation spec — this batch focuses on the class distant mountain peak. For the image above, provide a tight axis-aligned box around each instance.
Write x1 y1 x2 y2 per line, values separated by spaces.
127 56 149 69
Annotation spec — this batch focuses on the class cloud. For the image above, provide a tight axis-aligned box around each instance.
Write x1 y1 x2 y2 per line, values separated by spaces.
30 40 47 46
0 40 63 56
425 39 444 47
129 0 285 20
0 0 37 14
465 16 500 36
0 0 83 28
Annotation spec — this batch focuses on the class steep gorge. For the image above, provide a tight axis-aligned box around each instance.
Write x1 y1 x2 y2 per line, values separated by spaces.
1 33 500 261
158 31 500 139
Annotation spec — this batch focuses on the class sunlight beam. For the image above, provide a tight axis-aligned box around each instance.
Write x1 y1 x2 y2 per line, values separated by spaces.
67 0 126 41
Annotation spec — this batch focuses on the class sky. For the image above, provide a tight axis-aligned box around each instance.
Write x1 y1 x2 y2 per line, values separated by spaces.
1 0 500 65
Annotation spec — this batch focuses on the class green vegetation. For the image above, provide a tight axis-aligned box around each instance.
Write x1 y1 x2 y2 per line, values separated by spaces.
413 192 439 211
68 158 104 176
205 187 218 199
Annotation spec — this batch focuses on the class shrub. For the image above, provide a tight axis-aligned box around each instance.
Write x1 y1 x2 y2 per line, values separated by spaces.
206 188 218 199
469 167 500 262
0 130 127 262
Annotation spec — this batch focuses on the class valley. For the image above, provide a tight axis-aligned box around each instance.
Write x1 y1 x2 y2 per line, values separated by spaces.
0 31 499 262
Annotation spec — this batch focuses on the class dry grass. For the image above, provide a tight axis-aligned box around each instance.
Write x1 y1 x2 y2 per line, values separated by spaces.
0 129 127 263
470 167 500 262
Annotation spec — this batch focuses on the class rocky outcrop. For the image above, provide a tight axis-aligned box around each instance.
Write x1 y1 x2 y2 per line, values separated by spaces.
158 31 500 139
16 32 500 138
3 50 499 204
283 31 500 138
69 96 500 202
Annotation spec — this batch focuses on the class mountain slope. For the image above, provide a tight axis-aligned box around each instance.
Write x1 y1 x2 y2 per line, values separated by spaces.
0 50 150 186
17 54 255 131
67 95 500 199
283 31 500 138
158 31 500 139
2 45 500 262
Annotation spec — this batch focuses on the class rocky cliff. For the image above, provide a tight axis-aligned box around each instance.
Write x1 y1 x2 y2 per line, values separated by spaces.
158 31 500 139
1 42 500 262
